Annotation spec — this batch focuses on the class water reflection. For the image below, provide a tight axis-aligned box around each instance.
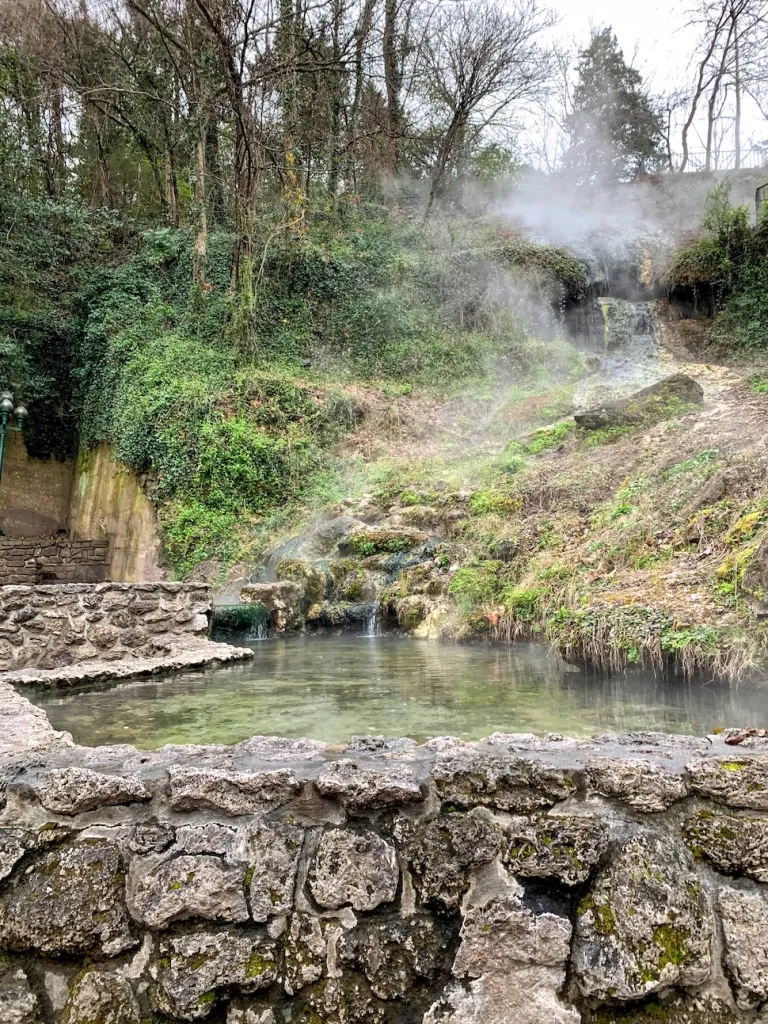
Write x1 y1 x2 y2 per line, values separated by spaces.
26 633 768 749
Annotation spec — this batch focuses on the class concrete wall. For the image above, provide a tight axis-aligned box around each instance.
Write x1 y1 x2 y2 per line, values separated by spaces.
0 430 74 537
68 444 164 583
0 538 109 585
0 731 764 1023
0 582 211 671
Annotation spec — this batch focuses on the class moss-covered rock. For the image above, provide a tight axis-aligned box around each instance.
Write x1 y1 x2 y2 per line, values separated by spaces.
574 374 704 430
502 814 609 886
573 834 713 1002
682 809 768 881
0 840 134 958
393 812 503 912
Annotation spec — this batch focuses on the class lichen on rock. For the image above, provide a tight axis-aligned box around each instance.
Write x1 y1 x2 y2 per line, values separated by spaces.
126 851 249 928
0 966 40 1024
246 819 304 922
719 885 768 1009
340 914 451 1000
62 970 140 1024
572 834 713 1001
686 756 768 810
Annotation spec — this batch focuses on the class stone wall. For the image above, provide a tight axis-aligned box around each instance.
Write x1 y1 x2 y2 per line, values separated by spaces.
69 443 164 582
1 729 768 1023
0 582 211 671
0 538 110 586
0 430 75 537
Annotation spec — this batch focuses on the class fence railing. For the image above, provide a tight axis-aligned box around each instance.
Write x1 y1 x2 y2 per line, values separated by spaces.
670 148 768 172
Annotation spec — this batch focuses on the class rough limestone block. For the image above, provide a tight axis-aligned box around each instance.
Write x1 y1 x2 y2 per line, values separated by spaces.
62 971 140 1024
152 929 276 1020
126 852 249 929
433 750 574 812
281 912 326 994
682 809 768 881
309 829 398 912
394 812 503 911
687 756 768 810
572 834 713 1001
424 895 579 1024
36 767 151 815
719 886 768 1009
166 765 300 816
585 757 688 812
315 758 424 812
0 840 135 957
502 814 609 885
340 915 450 1000
0 966 39 1024
247 820 304 922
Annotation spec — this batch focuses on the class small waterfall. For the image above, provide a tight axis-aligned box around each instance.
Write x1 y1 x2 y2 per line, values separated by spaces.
364 603 382 638
246 619 270 642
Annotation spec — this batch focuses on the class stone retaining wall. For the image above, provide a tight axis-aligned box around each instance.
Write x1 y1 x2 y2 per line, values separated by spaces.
0 537 110 586
0 582 211 671
1 729 768 1022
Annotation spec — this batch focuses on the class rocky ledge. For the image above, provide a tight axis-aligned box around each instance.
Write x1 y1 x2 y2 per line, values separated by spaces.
2 726 768 1022
3 637 254 690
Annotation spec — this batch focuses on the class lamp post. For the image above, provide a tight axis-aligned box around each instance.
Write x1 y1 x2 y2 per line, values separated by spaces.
0 391 28 485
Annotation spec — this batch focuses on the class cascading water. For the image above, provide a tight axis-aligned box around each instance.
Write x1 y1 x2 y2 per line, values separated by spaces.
364 603 382 637
573 296 675 413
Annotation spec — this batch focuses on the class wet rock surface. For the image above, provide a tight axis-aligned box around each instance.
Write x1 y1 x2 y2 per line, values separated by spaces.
0 730 766 1022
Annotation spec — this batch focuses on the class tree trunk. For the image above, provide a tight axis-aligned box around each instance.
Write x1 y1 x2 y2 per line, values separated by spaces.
732 5 741 169
193 131 207 289
382 0 402 193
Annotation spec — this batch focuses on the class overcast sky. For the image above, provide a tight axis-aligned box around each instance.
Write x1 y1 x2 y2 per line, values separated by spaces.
538 0 765 163
550 0 690 91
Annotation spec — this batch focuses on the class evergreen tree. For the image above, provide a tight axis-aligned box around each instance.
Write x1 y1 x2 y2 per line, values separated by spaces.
565 28 663 183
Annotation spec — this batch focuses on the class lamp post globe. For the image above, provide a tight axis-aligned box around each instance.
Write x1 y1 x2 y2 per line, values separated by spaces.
0 393 14 418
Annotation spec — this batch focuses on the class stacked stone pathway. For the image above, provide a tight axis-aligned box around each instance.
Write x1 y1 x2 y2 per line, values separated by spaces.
2 726 768 1022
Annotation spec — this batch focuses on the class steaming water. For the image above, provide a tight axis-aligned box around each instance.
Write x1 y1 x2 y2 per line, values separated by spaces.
25 634 768 750
573 298 676 413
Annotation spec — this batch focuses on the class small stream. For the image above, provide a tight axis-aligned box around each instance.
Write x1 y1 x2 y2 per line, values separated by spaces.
27 634 768 749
